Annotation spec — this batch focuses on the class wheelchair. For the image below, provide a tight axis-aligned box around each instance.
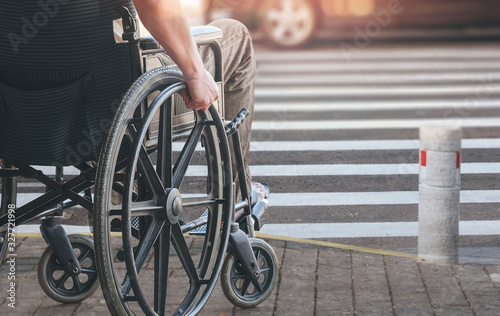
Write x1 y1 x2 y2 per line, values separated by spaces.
0 3 277 315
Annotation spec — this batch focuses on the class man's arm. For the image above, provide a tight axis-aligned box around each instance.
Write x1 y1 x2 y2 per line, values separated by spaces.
132 0 219 111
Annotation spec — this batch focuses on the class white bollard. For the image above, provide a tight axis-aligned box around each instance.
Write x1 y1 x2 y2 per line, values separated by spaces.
418 125 461 264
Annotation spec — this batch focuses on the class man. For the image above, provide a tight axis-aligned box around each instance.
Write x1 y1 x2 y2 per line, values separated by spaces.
133 0 267 202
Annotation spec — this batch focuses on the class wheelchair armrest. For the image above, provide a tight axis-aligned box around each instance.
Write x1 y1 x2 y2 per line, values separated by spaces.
190 26 223 44
139 26 222 50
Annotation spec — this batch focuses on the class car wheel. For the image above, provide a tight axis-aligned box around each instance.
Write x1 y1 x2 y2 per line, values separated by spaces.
261 0 316 47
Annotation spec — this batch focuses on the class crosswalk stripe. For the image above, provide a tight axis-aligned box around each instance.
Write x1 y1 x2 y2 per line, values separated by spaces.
255 47 500 61
255 85 500 98
268 191 500 206
252 118 500 130
15 224 92 235
250 139 500 151
241 163 500 176
256 72 500 85
12 220 500 239
257 62 500 73
255 100 500 112
258 221 500 238
4 190 499 208
183 163 499 177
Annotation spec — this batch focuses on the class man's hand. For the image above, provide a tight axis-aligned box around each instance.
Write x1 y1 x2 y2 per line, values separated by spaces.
181 69 220 112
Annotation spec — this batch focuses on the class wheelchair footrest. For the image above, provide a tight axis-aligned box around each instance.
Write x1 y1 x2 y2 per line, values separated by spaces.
188 224 206 236
186 210 209 236
251 199 269 231
236 197 269 234
110 217 140 239
131 216 139 230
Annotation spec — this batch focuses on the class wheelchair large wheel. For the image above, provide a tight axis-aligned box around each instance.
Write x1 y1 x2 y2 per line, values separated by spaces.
220 238 278 308
94 67 233 316
37 234 99 303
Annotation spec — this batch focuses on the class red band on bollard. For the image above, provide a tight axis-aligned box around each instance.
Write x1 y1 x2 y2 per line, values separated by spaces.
456 152 460 169
421 150 427 167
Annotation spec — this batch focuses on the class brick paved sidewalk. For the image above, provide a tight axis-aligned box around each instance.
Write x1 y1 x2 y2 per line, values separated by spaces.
1 236 500 315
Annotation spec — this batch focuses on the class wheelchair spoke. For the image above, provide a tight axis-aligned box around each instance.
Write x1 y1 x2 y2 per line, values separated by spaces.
72 275 82 292
171 224 200 284
157 102 173 189
132 219 164 271
125 125 165 195
137 144 165 197
182 195 216 212
108 206 124 216
80 268 97 274
124 123 165 197
240 278 251 296
251 278 263 293
230 270 246 281
55 273 70 290
108 200 163 217
78 249 92 263
130 200 163 215
173 120 204 189
121 218 165 296
123 124 136 145
260 267 271 273
154 225 171 315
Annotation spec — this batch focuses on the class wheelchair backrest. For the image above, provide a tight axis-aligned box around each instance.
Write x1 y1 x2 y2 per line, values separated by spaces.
0 0 137 166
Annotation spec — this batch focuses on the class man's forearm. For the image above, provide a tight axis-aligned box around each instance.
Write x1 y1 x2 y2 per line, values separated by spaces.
133 0 204 80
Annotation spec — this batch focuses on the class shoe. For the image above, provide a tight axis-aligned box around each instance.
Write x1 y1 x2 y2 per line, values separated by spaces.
251 182 270 206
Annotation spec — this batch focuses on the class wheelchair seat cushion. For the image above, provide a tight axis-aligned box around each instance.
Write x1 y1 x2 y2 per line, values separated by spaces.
0 0 136 166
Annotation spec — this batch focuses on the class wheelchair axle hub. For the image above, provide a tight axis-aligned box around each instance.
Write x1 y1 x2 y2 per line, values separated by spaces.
164 188 182 225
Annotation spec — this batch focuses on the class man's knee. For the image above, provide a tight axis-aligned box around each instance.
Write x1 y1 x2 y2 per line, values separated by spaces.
209 19 252 42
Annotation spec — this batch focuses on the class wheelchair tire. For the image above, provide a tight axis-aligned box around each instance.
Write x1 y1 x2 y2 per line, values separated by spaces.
0 231 7 265
37 234 99 304
220 238 278 308
94 67 233 315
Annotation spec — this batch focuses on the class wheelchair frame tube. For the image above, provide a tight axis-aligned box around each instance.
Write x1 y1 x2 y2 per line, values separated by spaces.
1 164 17 215
207 41 224 84
231 129 255 237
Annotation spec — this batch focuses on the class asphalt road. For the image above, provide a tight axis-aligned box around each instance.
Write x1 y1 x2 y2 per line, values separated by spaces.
6 40 500 252
250 40 500 251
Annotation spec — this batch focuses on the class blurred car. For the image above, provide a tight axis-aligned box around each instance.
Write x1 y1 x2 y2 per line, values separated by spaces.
207 0 500 47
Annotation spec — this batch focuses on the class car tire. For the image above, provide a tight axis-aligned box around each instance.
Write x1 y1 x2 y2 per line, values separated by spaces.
261 0 316 47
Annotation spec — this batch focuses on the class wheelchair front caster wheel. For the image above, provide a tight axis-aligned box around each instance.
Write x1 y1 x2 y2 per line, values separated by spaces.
38 234 99 303
221 238 278 308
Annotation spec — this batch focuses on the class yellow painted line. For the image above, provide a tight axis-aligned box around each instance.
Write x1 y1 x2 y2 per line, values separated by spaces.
17 232 122 238
17 232 417 259
256 233 418 259
17 233 46 238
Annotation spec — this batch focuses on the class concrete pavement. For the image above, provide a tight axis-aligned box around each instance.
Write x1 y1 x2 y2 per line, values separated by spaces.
1 235 500 315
